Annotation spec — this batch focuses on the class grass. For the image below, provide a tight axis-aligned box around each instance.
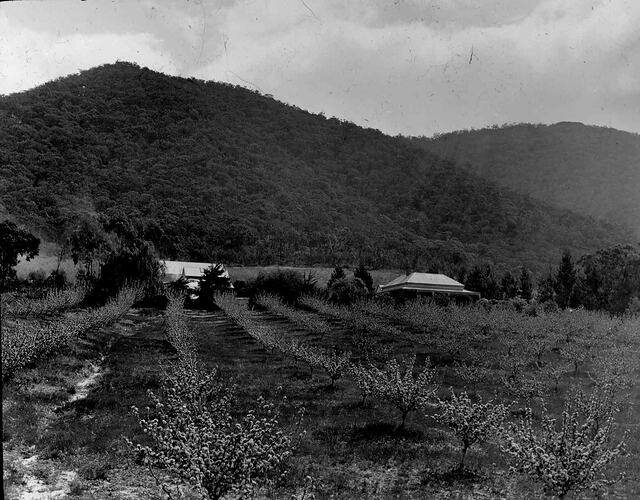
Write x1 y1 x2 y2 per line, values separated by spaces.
3 300 639 499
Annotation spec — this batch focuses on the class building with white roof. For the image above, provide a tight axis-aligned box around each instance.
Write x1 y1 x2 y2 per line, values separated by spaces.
376 272 479 299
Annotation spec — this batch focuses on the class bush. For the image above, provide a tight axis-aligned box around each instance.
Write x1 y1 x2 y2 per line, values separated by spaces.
326 277 368 306
502 386 627 498
435 390 507 470
246 270 317 306
89 243 162 306
369 355 438 430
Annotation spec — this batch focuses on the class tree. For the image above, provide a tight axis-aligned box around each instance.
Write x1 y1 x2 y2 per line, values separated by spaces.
435 390 507 471
518 267 533 301
370 355 438 430
576 245 640 314
537 269 556 304
465 265 500 300
0 221 40 291
326 265 345 289
503 387 626 499
326 277 368 306
501 272 518 299
198 264 232 309
554 250 577 309
353 263 374 293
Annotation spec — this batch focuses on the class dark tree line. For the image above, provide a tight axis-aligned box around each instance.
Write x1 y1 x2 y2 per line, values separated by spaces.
537 246 640 314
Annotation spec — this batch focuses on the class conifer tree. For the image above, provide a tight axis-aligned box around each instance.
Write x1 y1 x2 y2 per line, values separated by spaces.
327 265 345 289
518 267 533 301
555 250 577 309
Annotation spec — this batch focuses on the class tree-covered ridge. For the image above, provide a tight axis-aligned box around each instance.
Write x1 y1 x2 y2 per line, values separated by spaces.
0 62 628 274
411 122 640 237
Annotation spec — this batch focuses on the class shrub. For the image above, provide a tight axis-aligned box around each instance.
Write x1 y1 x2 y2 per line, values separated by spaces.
370 355 438 430
502 387 627 498
326 277 368 306
247 270 317 306
128 355 295 499
2 284 140 379
435 389 507 470
350 362 377 406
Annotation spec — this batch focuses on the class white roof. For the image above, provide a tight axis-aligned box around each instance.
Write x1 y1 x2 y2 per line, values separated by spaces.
383 272 463 288
377 272 478 295
160 260 229 281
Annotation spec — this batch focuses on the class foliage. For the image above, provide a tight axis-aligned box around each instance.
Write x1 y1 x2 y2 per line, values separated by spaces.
90 241 162 306
246 270 317 305
3 284 88 318
255 293 331 338
128 292 298 499
518 267 533 301
465 265 501 300
353 263 374 293
326 277 368 306
500 272 518 299
128 361 294 500
197 264 232 309
326 265 345 289
502 387 627 498
0 63 628 273
413 122 640 238
554 250 578 309
577 245 640 314
369 355 438 429
435 390 508 470
2 284 140 379
0 220 40 291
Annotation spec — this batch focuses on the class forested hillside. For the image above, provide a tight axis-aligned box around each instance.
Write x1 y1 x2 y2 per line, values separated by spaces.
0 63 629 274
412 123 640 237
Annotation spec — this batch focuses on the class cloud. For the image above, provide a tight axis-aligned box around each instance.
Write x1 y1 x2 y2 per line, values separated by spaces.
0 12 179 95
1 0 638 135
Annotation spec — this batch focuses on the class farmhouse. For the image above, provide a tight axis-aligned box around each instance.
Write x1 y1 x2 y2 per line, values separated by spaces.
160 260 232 291
376 272 480 300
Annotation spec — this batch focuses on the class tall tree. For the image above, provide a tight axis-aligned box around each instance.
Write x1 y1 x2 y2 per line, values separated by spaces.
500 272 518 299
554 250 577 308
537 270 556 304
518 267 533 301
198 264 232 309
577 245 640 314
0 221 40 291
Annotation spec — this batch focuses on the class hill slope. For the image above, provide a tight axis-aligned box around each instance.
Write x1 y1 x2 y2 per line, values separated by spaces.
0 63 629 274
412 123 640 237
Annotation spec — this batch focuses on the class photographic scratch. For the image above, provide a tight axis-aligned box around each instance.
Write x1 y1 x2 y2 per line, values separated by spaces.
300 0 321 23
227 71 264 94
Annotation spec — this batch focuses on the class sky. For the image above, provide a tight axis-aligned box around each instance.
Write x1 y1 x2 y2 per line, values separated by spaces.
1 0 639 137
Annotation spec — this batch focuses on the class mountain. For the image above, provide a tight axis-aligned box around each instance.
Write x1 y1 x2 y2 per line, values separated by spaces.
0 63 630 275
411 123 640 237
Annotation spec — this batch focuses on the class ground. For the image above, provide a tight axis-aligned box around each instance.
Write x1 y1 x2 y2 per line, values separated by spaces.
3 302 639 499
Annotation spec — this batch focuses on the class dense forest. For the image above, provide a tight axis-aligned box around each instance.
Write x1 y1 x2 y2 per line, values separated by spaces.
0 62 630 275
411 123 640 237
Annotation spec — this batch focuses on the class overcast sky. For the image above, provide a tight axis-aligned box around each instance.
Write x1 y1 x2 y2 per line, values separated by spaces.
1 0 638 136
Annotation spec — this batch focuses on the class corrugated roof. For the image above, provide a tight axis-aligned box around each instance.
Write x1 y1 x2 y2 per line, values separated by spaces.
382 272 463 288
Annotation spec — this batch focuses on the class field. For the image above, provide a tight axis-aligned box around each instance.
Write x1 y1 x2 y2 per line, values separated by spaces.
2 293 639 499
